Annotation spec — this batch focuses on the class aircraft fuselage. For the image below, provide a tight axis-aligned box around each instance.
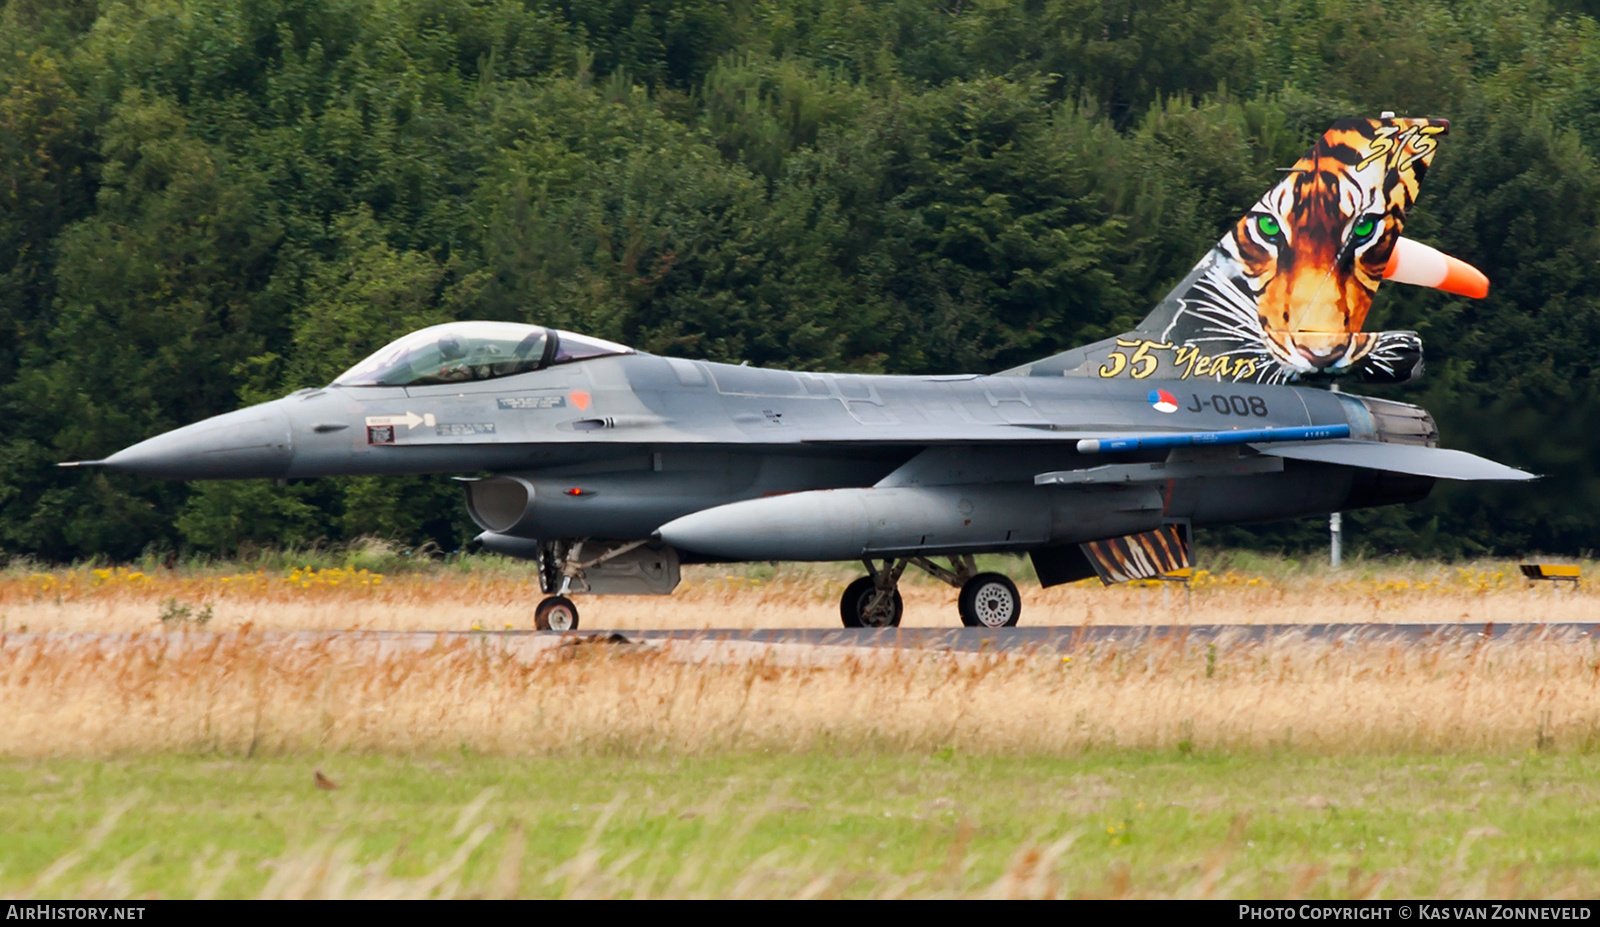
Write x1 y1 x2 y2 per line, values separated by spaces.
98 352 1429 552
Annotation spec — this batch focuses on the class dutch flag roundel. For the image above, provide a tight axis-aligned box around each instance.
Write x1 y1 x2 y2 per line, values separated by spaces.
1149 388 1179 414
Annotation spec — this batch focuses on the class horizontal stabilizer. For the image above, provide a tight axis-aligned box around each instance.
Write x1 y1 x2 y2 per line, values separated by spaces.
1254 441 1535 481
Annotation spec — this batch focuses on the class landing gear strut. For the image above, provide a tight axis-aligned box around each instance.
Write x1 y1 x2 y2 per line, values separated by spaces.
531 537 651 632
836 555 1024 629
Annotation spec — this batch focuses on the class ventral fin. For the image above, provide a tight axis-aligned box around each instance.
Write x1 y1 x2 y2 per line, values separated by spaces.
1080 524 1192 586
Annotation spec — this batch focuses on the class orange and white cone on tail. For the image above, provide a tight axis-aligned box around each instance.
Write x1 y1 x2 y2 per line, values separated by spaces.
1383 237 1490 298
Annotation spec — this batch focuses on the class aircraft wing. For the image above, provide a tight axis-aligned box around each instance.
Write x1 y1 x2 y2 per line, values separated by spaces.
1022 425 1530 485
816 420 1531 483
1066 425 1533 481
800 423 1354 447
1251 440 1535 481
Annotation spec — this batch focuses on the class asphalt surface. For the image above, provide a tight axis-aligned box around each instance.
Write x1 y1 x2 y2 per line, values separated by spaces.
571 622 1600 651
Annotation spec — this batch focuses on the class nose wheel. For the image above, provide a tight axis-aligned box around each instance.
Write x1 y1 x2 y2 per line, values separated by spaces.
535 595 580 631
530 537 656 631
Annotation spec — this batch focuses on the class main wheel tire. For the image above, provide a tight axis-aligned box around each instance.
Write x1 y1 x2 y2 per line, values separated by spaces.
535 595 580 631
840 575 904 628
959 573 1021 628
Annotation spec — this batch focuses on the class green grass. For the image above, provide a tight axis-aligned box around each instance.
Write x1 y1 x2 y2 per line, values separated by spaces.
5 752 1598 898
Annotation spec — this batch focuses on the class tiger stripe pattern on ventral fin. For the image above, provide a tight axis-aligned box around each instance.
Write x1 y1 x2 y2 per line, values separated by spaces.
1082 525 1192 585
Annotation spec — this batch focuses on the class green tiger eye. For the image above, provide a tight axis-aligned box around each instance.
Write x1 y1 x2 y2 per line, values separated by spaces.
1257 215 1281 238
1353 217 1376 238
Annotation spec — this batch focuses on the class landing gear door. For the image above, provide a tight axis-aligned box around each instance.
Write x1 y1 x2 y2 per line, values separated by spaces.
570 542 682 595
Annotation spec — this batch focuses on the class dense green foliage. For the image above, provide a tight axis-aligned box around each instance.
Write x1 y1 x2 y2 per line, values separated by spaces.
2 0 1597 560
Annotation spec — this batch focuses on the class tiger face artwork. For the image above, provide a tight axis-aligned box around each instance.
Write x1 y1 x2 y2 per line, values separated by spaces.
1154 117 1447 384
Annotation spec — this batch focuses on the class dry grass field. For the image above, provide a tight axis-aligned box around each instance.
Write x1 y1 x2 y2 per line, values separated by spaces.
1 553 1593 633
4 623 1598 759
3 552 1598 898
5 623 1600 898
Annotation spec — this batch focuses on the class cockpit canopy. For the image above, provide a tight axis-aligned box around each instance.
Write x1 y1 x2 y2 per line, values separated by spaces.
333 322 633 387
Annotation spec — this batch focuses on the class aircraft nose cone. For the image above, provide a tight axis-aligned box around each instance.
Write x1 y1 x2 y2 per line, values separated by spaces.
101 402 293 480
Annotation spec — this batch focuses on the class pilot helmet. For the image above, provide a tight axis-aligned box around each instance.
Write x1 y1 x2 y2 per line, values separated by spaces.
437 334 466 360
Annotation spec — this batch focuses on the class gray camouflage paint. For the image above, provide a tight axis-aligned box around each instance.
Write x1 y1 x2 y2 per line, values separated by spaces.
83 349 1527 569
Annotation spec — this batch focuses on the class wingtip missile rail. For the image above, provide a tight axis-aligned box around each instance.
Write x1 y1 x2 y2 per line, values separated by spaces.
1075 424 1352 455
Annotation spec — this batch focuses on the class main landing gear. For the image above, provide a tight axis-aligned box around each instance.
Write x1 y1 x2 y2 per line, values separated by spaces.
838 555 1023 629
958 573 1022 629
840 560 906 628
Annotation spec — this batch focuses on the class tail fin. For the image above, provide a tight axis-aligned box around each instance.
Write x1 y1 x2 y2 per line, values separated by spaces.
1013 116 1486 384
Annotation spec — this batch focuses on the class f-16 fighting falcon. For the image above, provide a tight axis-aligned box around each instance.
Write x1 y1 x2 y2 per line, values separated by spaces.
64 116 1533 631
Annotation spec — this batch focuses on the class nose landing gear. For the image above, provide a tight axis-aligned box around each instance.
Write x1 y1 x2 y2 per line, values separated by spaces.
534 595 580 630
530 537 652 631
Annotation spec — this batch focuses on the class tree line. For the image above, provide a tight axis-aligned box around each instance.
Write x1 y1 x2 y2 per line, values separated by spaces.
4 0 1600 561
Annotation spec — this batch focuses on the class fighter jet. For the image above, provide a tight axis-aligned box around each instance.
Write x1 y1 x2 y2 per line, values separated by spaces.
64 116 1533 630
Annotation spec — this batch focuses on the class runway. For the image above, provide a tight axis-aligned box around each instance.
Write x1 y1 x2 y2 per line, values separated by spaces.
592 622 1600 651
5 622 1597 657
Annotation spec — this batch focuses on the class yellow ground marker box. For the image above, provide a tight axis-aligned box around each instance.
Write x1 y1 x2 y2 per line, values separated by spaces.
1519 563 1581 586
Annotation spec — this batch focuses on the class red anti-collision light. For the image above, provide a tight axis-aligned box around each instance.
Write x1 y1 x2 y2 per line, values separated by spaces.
565 487 588 496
